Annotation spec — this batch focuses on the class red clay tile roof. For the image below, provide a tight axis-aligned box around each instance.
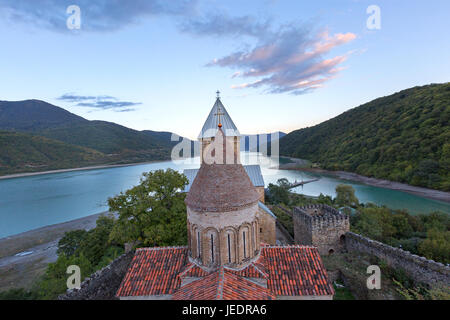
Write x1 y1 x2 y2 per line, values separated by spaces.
263 246 334 296
226 254 268 279
172 268 222 300
116 245 333 299
172 267 275 300
221 270 275 300
115 247 188 297
178 262 209 278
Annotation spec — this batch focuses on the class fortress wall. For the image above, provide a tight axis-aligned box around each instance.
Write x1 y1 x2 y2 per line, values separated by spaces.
345 232 450 287
58 251 134 300
293 208 312 246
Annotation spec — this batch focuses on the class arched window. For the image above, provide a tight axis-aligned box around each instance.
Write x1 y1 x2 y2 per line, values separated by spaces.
197 231 201 258
227 234 231 263
243 231 247 258
211 234 214 263
340 234 346 245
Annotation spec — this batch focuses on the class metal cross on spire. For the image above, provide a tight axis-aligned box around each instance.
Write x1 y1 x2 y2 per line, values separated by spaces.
214 96 225 128
216 90 220 99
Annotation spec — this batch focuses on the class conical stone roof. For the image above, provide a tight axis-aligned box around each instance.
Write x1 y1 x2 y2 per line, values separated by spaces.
198 98 240 139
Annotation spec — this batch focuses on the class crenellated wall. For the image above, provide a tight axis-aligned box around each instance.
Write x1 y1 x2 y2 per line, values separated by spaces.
345 232 450 287
293 205 350 255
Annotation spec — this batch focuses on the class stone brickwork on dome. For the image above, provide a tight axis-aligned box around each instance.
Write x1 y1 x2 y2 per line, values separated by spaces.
185 163 260 212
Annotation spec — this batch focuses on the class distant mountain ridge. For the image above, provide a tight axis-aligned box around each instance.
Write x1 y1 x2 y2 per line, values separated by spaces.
0 99 86 131
0 130 107 175
280 83 450 191
0 100 186 175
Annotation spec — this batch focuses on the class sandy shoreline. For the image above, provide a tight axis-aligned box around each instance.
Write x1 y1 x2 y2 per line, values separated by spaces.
0 159 170 181
0 212 109 291
279 159 450 204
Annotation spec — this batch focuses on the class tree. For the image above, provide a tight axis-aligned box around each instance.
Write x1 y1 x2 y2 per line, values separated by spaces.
57 230 88 257
317 193 333 205
352 208 384 241
36 253 92 300
108 169 189 247
418 229 450 264
392 212 413 238
335 184 359 207
267 178 290 205
420 211 450 232
78 214 116 266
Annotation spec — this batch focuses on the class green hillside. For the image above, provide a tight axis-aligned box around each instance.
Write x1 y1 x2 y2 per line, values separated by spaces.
0 99 194 175
0 131 107 175
0 100 86 131
280 83 450 191
38 121 172 155
0 100 181 171
142 130 184 147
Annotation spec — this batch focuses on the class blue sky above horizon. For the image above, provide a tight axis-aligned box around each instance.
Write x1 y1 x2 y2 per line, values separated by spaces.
0 0 449 139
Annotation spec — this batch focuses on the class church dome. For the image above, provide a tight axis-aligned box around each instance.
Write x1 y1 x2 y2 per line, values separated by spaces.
185 163 260 212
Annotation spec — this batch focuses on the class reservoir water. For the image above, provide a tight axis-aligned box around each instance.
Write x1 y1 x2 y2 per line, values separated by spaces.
0 153 449 238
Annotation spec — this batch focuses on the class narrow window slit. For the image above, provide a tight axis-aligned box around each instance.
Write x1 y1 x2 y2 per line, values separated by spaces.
227 234 231 263
211 234 214 263
243 231 247 258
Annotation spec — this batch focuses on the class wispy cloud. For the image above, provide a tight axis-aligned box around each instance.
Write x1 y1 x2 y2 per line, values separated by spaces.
180 13 271 38
58 93 141 112
0 0 197 32
2 1 358 95
188 14 357 95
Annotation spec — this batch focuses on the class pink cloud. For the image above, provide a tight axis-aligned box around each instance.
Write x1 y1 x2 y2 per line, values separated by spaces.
207 25 357 95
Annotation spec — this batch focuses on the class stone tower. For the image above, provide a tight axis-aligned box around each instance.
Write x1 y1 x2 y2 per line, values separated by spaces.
185 126 261 270
293 204 350 255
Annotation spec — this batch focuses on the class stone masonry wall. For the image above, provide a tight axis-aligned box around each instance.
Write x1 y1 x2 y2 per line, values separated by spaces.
293 205 349 255
345 232 450 287
58 251 134 300
293 209 312 246
257 207 276 245
256 187 265 203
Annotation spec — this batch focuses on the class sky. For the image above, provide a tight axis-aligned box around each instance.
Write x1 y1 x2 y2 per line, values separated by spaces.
0 0 449 139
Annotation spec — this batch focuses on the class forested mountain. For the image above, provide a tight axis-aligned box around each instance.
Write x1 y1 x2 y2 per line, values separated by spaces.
142 130 187 147
0 100 184 175
0 131 106 175
280 83 450 191
0 100 86 131
37 121 171 155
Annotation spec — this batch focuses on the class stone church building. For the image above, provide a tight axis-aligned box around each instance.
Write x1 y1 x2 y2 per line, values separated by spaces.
115 94 334 300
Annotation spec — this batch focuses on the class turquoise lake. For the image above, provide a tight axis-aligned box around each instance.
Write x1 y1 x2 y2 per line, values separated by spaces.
0 152 449 238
